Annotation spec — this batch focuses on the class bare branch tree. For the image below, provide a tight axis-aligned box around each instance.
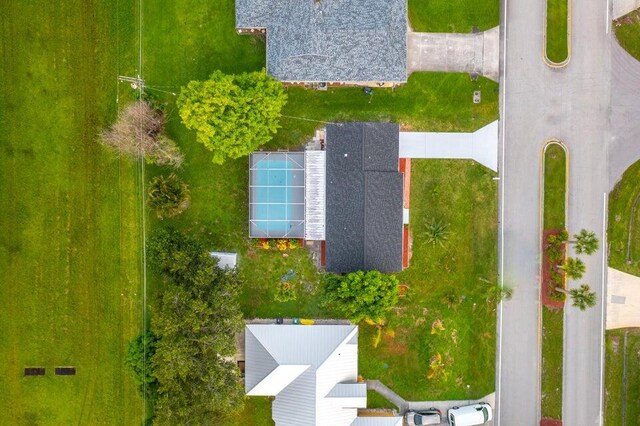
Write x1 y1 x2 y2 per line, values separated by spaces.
99 100 183 168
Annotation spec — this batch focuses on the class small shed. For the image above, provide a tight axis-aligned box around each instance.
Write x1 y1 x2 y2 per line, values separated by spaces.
209 252 238 269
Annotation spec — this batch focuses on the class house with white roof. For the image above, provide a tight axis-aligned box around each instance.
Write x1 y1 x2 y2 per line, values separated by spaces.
244 323 402 426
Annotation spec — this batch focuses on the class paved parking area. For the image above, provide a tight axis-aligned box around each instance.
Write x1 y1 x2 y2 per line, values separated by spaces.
407 27 499 82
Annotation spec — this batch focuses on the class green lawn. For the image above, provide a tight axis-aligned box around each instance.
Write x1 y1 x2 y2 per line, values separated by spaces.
0 1 145 424
359 160 498 401
540 143 566 420
608 159 640 276
605 328 640 426
614 9 640 61
606 161 640 425
544 143 567 231
541 308 564 419
546 0 569 64
408 0 499 33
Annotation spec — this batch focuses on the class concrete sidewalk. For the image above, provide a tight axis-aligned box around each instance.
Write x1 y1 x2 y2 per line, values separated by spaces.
607 267 640 329
399 121 498 171
407 27 500 82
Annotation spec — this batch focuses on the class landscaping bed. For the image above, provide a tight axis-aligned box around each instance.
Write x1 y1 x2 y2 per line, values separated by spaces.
546 0 569 64
540 143 567 423
614 8 640 62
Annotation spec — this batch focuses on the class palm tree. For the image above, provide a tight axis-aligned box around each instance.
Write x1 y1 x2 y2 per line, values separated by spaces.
560 257 586 280
425 219 451 247
570 229 599 255
554 284 597 311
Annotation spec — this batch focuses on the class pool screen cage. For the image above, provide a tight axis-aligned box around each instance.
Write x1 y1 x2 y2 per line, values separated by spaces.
249 152 305 238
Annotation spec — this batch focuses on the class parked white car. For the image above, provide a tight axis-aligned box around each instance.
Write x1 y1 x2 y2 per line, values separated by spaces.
447 403 493 426
405 408 441 425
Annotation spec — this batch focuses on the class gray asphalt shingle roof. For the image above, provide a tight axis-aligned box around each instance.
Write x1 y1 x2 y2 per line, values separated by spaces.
236 0 407 83
325 122 403 273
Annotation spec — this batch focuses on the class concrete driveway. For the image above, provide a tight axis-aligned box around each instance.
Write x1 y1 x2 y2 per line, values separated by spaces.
407 27 499 82
366 380 495 425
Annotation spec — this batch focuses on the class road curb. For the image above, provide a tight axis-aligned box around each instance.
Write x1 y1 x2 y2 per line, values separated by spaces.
542 0 572 68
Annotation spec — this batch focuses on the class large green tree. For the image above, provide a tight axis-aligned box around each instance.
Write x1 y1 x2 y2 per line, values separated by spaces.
177 70 287 164
324 270 400 323
149 229 244 425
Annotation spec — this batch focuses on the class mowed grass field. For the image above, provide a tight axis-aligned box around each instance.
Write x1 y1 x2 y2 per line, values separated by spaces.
0 1 145 424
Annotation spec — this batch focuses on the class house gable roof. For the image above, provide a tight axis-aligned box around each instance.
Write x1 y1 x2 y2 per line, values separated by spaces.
235 0 407 83
325 123 403 273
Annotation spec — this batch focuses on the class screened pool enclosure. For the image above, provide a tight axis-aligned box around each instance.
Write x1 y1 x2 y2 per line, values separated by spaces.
249 152 305 238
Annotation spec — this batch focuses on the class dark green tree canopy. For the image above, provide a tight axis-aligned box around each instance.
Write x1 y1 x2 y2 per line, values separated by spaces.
177 70 287 164
147 173 191 219
324 270 400 323
148 228 244 425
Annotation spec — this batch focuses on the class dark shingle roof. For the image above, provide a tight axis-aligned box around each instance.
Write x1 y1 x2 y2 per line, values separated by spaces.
236 0 407 83
325 123 403 273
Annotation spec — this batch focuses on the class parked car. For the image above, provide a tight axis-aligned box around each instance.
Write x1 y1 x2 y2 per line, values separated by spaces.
447 403 493 426
405 408 442 425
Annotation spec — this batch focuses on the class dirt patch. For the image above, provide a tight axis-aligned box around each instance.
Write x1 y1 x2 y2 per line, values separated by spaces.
611 335 620 354
540 418 563 426
541 229 566 309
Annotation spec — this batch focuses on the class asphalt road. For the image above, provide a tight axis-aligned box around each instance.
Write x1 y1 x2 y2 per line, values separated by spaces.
494 0 640 423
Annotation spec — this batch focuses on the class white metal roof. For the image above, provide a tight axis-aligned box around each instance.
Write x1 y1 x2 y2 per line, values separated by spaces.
209 251 238 269
245 324 377 426
304 151 326 241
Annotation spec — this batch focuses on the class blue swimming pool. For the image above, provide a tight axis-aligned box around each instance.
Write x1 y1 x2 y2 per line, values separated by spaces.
249 153 305 238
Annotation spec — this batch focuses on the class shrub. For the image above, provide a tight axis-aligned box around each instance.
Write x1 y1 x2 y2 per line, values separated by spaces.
147 174 190 219
323 271 400 323
125 330 158 402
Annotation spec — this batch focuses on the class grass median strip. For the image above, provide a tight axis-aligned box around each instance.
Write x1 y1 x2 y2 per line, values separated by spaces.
546 0 569 64
540 143 567 421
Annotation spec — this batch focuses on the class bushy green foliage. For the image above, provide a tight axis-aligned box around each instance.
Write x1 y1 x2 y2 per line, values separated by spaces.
324 271 399 323
177 70 287 164
561 257 586 280
573 229 599 255
125 330 158 402
148 228 244 425
569 284 597 310
147 174 190 219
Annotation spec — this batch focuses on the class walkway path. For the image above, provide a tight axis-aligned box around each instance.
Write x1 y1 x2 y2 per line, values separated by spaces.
407 27 500 82
607 267 640 329
365 380 495 423
399 121 498 171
